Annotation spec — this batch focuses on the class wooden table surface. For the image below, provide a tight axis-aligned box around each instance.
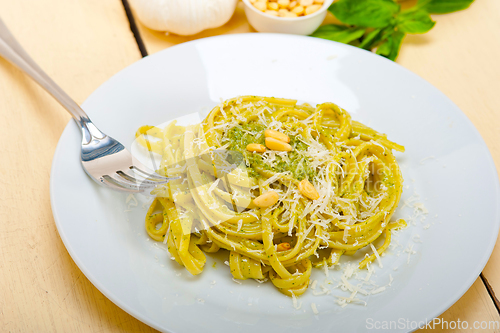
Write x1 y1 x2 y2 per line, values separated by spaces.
0 0 499 332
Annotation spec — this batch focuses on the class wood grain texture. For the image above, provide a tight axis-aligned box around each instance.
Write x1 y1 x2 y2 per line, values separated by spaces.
0 0 154 332
419 279 500 333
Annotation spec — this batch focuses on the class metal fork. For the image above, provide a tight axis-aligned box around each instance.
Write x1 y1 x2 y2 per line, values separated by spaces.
0 17 176 193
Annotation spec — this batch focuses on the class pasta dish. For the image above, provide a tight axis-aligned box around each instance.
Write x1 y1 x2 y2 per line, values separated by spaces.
136 96 405 297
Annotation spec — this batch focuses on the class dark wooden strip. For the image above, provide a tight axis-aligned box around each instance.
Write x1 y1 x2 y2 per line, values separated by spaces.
480 273 500 315
121 0 148 57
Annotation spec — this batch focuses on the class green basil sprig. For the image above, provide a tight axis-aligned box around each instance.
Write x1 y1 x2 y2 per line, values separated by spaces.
310 0 474 61
418 0 475 14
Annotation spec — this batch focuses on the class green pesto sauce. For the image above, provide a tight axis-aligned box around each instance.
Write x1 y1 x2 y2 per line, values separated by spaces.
223 123 317 181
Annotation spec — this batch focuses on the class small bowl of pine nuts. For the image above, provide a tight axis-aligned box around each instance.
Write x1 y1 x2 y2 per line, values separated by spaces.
242 0 333 35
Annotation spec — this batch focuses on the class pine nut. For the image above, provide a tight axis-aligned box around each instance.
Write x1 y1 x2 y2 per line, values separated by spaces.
291 5 304 14
265 9 279 16
267 2 279 10
254 0 318 16
298 179 320 200
246 143 266 153
277 0 290 8
276 242 291 251
265 137 292 151
254 1 267 11
305 4 322 15
264 129 290 143
253 191 279 208
278 8 289 17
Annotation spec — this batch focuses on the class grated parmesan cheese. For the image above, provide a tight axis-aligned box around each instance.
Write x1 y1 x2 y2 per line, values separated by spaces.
405 244 416 264
207 179 220 195
419 156 435 164
291 293 302 310
126 193 138 209
311 303 319 314
370 243 383 268
371 286 386 294
311 280 318 290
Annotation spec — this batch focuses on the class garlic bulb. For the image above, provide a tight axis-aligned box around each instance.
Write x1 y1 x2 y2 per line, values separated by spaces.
129 0 238 36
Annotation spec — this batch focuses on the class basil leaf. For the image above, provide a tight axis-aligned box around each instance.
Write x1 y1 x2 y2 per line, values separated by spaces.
329 0 400 28
417 0 474 14
349 39 361 47
376 31 405 61
359 28 383 50
397 9 436 34
310 25 366 44
388 31 405 60
376 38 392 57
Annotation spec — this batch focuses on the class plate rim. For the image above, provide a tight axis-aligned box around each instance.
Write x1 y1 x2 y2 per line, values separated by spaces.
50 33 500 332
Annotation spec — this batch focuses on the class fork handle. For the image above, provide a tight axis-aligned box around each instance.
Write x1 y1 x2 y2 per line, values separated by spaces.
0 17 103 142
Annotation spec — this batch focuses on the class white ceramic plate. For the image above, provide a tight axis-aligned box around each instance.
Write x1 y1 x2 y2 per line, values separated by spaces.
50 34 500 333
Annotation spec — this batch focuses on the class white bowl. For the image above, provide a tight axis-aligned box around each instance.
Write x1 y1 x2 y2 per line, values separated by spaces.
242 0 334 35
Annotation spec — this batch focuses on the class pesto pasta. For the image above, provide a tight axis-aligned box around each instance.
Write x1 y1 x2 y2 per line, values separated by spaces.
136 96 406 297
